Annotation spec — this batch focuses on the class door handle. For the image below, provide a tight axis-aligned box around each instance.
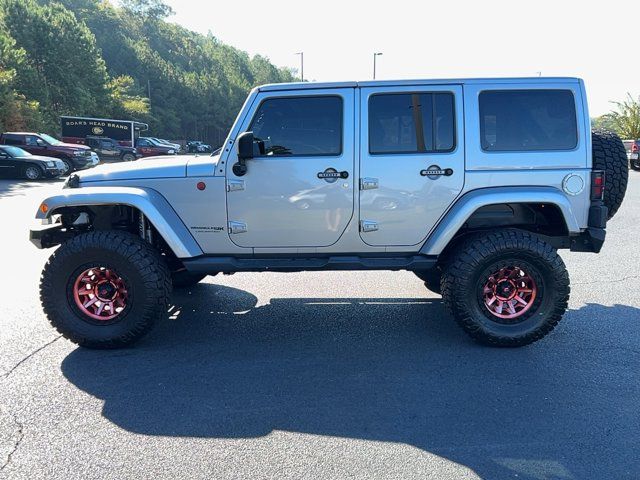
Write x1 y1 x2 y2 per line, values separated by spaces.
317 168 348 180
420 167 453 177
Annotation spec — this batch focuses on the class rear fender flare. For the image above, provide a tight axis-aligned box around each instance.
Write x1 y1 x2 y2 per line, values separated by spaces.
420 186 581 256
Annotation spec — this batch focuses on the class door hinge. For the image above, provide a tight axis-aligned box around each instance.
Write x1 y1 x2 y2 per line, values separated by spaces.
360 177 379 190
227 179 245 192
360 220 379 232
228 221 247 234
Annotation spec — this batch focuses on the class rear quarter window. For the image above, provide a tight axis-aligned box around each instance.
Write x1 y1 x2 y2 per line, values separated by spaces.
1 134 24 146
479 90 578 152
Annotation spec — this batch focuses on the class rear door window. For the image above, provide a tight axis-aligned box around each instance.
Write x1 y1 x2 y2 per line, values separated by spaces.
369 92 455 154
479 90 578 151
2 135 24 146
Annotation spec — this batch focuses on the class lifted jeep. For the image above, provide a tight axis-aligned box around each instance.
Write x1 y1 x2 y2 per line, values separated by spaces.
30 77 629 348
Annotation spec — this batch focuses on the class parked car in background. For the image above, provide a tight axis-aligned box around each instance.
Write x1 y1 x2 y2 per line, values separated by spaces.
0 145 66 180
135 137 178 157
148 137 181 152
84 136 141 162
186 140 212 153
623 139 640 170
0 132 98 175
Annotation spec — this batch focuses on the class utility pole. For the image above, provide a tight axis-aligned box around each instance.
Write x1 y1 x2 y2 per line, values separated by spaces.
147 79 151 104
373 52 383 79
295 52 304 81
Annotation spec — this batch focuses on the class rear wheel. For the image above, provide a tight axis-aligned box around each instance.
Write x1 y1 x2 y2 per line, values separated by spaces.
40 231 171 349
631 158 640 171
441 229 569 347
24 165 42 180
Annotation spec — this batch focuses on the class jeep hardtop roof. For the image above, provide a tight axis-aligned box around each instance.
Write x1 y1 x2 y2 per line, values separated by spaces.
257 76 581 92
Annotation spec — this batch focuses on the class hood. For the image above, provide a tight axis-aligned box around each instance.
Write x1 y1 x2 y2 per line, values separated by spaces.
78 156 190 183
55 142 90 151
21 155 65 164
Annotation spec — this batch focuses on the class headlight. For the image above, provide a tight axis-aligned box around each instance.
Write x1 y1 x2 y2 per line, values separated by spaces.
45 160 55 167
73 150 84 156
168 149 175 154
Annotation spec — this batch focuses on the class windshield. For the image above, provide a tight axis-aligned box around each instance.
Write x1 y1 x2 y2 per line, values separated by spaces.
0 146 31 157
38 133 62 145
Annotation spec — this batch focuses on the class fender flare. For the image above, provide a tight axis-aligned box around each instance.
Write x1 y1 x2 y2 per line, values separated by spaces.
420 186 581 256
36 186 203 258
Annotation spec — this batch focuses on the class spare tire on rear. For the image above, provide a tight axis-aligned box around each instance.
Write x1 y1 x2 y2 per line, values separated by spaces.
591 129 628 219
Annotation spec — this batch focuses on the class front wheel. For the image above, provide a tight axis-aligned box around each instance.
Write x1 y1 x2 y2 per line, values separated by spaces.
60 158 72 175
24 165 43 180
122 153 136 162
40 231 171 348
441 230 569 347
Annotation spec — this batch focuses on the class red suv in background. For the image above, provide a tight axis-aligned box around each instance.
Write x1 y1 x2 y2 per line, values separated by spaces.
135 137 177 157
623 139 640 171
0 132 99 175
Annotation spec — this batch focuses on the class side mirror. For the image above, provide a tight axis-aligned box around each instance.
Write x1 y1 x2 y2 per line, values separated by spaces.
233 131 264 176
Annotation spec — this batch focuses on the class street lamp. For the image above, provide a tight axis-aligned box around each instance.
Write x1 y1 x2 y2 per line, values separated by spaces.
373 52 383 79
295 52 304 82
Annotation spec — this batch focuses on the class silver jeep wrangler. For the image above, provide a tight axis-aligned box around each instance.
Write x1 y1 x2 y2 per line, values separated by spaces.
30 77 629 348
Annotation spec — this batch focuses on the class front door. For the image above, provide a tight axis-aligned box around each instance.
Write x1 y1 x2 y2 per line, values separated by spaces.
0 152 17 178
226 89 355 248
359 85 465 246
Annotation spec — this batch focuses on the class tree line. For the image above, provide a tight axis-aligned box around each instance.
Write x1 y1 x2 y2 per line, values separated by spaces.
0 0 296 146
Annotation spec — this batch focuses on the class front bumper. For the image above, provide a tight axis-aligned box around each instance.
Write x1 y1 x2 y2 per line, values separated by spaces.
30 223 74 249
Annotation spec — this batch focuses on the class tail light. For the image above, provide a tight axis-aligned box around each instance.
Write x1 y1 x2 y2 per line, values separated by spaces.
633 143 639 153
591 171 605 201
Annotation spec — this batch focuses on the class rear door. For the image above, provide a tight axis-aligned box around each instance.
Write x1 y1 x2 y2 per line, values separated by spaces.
359 85 465 246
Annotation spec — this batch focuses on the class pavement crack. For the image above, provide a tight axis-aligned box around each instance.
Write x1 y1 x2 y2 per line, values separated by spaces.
573 274 640 286
0 415 24 472
0 335 62 379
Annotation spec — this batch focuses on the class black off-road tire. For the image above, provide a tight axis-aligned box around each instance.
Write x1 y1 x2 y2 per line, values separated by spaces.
441 229 570 347
414 269 442 295
631 158 640 171
171 270 207 289
591 129 628 219
40 231 171 349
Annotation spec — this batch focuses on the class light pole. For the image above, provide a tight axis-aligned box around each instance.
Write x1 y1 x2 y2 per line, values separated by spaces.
295 52 304 82
373 52 383 79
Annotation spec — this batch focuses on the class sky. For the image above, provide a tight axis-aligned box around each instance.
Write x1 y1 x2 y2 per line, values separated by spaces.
165 0 639 116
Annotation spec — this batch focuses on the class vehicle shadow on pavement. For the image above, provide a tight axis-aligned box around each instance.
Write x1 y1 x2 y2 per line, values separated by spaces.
61 284 640 479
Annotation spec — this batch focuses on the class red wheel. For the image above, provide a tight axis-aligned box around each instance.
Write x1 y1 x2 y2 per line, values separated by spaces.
482 266 537 321
73 267 128 322
40 231 171 348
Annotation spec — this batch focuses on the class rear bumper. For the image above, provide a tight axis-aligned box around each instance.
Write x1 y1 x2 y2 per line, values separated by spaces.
569 202 607 253
570 228 606 253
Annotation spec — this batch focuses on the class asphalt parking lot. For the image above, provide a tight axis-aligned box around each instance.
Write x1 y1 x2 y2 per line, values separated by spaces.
0 174 639 480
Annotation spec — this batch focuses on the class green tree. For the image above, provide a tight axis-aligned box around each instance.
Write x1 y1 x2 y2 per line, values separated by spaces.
2 0 111 123
605 94 640 139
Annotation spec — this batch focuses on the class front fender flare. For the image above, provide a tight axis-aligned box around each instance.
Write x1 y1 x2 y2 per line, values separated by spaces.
420 186 581 256
36 186 203 258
